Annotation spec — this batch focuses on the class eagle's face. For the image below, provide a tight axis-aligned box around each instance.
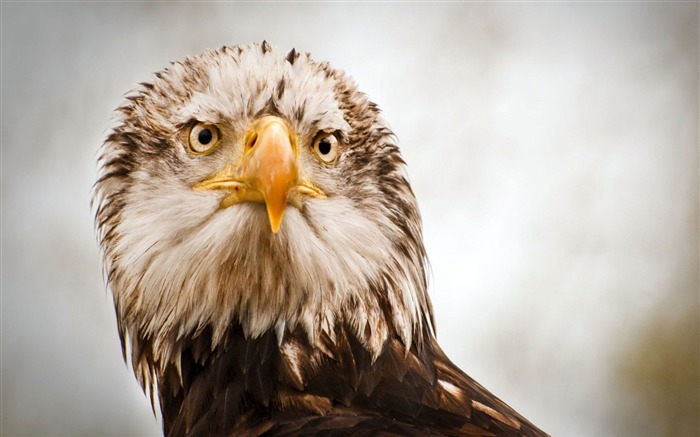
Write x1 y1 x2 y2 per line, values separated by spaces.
94 43 433 377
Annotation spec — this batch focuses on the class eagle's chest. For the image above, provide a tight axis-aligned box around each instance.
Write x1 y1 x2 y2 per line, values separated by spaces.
157 322 441 437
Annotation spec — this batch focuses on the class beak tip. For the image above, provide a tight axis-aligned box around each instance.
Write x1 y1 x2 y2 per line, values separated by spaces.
267 207 285 234
270 221 282 234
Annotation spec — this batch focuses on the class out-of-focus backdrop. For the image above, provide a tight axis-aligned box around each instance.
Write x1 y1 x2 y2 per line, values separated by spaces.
2 3 698 436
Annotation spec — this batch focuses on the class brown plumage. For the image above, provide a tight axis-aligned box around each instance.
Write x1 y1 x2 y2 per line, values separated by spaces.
93 42 548 436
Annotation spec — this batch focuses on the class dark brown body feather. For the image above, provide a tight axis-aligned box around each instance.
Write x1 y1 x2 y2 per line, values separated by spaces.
160 323 547 437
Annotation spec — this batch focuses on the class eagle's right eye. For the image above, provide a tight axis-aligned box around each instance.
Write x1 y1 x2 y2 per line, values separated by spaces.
188 123 220 154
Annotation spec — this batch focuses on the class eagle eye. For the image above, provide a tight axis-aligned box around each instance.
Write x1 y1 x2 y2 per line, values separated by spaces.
312 132 339 164
188 123 220 154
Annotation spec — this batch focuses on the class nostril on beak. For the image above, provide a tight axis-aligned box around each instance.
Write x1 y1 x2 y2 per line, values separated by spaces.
248 133 258 150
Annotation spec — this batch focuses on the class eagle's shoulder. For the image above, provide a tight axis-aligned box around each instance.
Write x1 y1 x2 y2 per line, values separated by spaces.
159 323 545 437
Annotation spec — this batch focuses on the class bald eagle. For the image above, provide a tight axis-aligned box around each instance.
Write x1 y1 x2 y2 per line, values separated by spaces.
93 42 548 436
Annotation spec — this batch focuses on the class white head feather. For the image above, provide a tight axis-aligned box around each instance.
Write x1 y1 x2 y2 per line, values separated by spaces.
94 43 434 388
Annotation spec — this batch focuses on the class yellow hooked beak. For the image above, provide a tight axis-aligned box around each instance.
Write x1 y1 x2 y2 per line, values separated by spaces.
194 116 325 233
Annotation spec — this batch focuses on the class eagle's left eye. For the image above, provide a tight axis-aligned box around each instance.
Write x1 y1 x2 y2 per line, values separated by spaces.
188 123 220 154
312 133 339 164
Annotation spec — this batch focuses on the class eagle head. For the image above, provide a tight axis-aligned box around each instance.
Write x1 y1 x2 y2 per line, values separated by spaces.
94 42 434 389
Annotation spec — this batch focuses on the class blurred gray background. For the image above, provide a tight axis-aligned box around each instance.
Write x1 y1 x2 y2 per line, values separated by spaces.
2 2 698 436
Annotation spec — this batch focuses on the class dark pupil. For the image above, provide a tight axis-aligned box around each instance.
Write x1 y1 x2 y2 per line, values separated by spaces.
318 138 332 155
198 128 213 145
